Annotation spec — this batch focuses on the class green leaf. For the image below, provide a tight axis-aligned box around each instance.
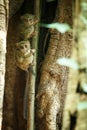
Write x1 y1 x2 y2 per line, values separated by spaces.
80 15 87 24
81 83 87 93
56 58 79 69
40 23 71 33
77 101 87 111
81 2 87 9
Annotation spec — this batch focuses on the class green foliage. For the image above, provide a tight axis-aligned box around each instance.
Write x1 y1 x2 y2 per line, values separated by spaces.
80 15 87 25
56 58 79 69
81 83 87 93
77 101 87 111
81 2 87 10
40 23 71 33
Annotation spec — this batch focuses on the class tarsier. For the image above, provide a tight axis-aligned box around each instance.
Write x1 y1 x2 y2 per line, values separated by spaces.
15 13 39 119
19 13 39 40
15 40 35 71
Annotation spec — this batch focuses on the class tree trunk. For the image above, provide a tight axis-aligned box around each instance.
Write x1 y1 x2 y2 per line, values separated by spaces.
0 0 9 129
36 0 73 130
2 6 26 130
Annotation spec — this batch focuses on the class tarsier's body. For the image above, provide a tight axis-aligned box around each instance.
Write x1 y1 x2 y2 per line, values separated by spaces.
15 13 38 119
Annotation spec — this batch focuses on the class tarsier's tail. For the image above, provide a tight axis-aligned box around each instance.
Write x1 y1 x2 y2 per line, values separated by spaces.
23 71 29 119
23 66 35 119
23 94 28 119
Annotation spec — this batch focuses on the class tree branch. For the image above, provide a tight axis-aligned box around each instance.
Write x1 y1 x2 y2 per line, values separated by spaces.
27 1 40 130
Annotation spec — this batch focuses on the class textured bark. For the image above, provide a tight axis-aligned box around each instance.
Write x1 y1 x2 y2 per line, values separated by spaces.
62 0 87 130
36 0 73 130
0 0 9 129
9 0 24 18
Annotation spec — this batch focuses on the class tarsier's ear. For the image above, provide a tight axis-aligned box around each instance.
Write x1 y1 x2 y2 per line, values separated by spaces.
20 14 28 23
14 42 19 50
16 42 20 47
34 15 39 23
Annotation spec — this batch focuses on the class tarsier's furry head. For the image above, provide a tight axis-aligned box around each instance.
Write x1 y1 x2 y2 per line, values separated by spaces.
16 40 31 55
20 13 39 26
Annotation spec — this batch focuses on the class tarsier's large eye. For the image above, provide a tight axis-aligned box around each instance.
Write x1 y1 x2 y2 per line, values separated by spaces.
28 18 33 24
17 48 20 51
29 18 32 21
25 44 28 48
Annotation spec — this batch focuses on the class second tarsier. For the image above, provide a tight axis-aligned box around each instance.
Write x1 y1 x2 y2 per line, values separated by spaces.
15 40 35 71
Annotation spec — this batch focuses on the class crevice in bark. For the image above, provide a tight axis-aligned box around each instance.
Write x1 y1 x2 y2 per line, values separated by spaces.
70 115 76 130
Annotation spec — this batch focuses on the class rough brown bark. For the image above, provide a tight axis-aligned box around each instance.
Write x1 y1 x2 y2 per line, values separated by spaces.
2 13 27 130
0 0 9 129
36 0 73 130
9 0 24 18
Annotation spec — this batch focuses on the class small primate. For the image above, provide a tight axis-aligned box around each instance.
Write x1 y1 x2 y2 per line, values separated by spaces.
15 40 35 71
19 13 39 40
